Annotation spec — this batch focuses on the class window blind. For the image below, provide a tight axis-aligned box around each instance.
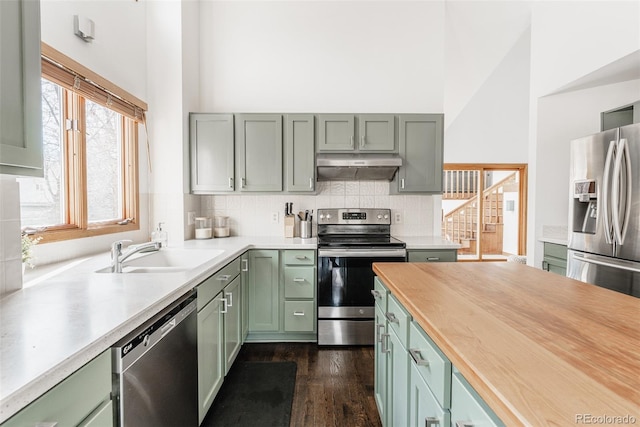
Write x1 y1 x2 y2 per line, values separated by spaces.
41 51 146 123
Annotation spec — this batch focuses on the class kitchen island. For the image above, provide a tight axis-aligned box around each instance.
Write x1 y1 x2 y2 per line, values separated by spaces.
372 262 640 425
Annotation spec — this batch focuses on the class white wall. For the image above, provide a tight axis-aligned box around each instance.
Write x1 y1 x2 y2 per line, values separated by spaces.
198 1 445 113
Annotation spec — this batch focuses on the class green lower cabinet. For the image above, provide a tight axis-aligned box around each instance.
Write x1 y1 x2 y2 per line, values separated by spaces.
409 363 450 427
248 250 280 332
408 249 457 263
374 305 389 426
1 351 113 427
451 370 504 427
241 253 249 341
388 328 409 427
223 276 242 374
283 300 314 332
197 292 225 424
542 242 567 276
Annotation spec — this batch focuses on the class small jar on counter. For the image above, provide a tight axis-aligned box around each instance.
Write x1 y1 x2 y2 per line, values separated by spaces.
214 216 230 238
195 217 213 239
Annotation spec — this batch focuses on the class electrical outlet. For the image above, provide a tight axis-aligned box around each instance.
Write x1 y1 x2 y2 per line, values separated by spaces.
187 211 196 225
394 212 402 224
271 212 279 224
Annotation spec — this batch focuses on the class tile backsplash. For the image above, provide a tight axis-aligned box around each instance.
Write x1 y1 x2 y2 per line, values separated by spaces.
0 177 22 295
199 181 441 238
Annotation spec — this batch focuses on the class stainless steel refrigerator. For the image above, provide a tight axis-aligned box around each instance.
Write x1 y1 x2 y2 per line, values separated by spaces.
566 122 640 297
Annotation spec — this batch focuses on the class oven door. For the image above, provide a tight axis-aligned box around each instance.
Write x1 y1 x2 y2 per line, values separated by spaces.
317 248 406 345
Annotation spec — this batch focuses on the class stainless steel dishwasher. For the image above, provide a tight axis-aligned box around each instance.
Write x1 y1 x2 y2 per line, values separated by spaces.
112 291 198 427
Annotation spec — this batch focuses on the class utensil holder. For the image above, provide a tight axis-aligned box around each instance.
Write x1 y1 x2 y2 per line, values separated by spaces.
300 220 312 239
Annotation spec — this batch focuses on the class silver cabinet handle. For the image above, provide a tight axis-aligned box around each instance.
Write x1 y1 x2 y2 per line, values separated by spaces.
381 333 390 353
217 274 231 281
409 348 430 366
35 423 59 427
293 277 306 282
228 177 233 188
309 177 313 189
370 289 381 299
221 297 228 314
293 311 305 316
360 135 365 148
425 417 440 427
385 312 399 324
426 257 440 261
456 422 474 427
401 178 405 189
295 255 308 260
241 177 246 188
350 135 354 147
242 259 248 272
376 324 385 343
225 291 233 307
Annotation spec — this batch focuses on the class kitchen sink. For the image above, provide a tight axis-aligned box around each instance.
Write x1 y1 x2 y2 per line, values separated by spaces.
95 248 225 274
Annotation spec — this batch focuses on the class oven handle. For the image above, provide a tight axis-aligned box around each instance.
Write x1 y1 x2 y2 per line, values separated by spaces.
318 248 407 258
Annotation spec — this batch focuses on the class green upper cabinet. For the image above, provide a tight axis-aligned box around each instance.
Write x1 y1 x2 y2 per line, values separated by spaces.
317 114 396 153
236 114 283 192
189 113 235 193
285 114 315 192
0 0 43 177
358 114 395 152
392 114 443 194
317 114 355 151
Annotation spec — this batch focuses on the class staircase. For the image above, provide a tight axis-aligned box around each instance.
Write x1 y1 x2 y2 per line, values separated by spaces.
442 172 518 255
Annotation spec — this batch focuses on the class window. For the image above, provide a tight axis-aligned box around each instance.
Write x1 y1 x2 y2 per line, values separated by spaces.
18 44 146 242
442 164 527 261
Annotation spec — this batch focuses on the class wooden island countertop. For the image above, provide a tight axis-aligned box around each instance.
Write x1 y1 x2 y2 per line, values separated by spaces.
372 262 640 426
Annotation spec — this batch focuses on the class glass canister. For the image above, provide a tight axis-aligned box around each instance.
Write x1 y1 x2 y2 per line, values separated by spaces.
195 217 212 239
214 216 230 238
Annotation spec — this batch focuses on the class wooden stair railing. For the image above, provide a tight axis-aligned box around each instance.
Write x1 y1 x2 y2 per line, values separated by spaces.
442 172 517 254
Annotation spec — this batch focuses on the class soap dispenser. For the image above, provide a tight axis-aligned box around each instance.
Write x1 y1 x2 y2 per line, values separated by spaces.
152 222 168 247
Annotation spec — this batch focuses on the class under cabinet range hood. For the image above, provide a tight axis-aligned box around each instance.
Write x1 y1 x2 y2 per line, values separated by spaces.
316 154 402 181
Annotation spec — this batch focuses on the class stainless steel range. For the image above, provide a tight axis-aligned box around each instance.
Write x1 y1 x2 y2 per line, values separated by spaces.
317 208 406 345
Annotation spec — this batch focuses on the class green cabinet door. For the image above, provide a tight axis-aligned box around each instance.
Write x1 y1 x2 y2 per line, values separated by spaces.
317 114 355 151
359 114 396 152
0 0 43 177
407 249 457 263
408 363 450 427
197 293 224 424
223 276 242 375
241 253 249 341
388 328 409 427
190 113 235 193
248 250 280 331
236 114 283 191
374 305 389 426
542 242 567 276
394 114 443 194
285 114 315 192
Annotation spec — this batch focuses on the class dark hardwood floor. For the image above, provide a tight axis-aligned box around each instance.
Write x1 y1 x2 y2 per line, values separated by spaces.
234 343 382 427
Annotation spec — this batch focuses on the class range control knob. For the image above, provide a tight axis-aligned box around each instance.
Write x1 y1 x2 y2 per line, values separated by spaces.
384 214 389 219
326 214 332 219
377 214 383 219
319 214 325 220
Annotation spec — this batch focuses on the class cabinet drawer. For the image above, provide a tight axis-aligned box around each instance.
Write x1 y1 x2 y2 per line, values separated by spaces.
543 242 567 260
451 371 503 427
284 301 315 332
283 250 316 265
408 250 457 263
198 257 241 310
409 321 452 409
3 351 112 427
386 294 411 348
284 266 315 299
373 276 389 312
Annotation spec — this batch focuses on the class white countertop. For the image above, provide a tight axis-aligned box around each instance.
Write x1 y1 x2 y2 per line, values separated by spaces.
0 234 457 422
538 225 569 246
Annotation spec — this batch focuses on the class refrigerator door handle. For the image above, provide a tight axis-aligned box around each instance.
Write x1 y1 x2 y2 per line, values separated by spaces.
571 252 640 274
602 140 617 244
612 138 632 246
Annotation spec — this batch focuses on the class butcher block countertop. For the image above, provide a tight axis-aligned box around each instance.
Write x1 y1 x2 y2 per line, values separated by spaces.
372 262 640 426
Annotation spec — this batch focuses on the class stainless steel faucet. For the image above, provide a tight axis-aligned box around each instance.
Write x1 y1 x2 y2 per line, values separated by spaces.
111 240 161 273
